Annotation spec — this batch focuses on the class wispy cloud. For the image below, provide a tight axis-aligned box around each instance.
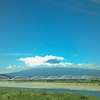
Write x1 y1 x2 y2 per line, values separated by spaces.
0 65 25 74
1 62 100 74
74 55 77 57
1 53 32 56
89 0 100 4
49 0 100 16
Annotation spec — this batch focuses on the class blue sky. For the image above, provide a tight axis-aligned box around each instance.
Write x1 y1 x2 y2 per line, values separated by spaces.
0 0 100 73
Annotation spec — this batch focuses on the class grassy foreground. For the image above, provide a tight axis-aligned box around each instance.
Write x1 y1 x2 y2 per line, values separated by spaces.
0 88 100 100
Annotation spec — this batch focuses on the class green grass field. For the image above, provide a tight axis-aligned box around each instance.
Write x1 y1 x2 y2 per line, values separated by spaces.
0 88 100 100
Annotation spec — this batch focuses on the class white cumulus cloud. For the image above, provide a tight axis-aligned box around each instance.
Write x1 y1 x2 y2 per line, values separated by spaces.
18 55 64 66
0 54 100 74
7 65 12 69
17 55 100 70
1 55 99 74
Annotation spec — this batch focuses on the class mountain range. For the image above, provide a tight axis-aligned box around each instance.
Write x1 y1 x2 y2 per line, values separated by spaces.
5 59 100 77
7 67 100 77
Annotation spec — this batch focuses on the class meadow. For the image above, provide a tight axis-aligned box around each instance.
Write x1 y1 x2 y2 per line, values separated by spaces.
0 87 100 100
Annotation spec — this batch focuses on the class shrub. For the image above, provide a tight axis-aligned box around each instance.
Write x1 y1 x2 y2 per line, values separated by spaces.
80 94 88 100
41 91 48 96
98 83 100 86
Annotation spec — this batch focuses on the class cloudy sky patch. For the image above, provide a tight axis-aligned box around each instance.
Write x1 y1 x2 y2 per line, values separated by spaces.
0 0 100 73
18 55 64 66
0 55 100 74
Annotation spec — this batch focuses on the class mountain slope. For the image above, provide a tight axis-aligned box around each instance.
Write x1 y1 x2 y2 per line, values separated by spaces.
7 67 100 77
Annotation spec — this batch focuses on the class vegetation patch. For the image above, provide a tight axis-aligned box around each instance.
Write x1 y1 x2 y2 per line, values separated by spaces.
0 88 100 100
12 79 100 83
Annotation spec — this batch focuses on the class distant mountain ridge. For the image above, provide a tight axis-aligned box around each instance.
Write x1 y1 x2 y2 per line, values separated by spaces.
0 74 12 78
45 59 60 64
7 67 100 78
